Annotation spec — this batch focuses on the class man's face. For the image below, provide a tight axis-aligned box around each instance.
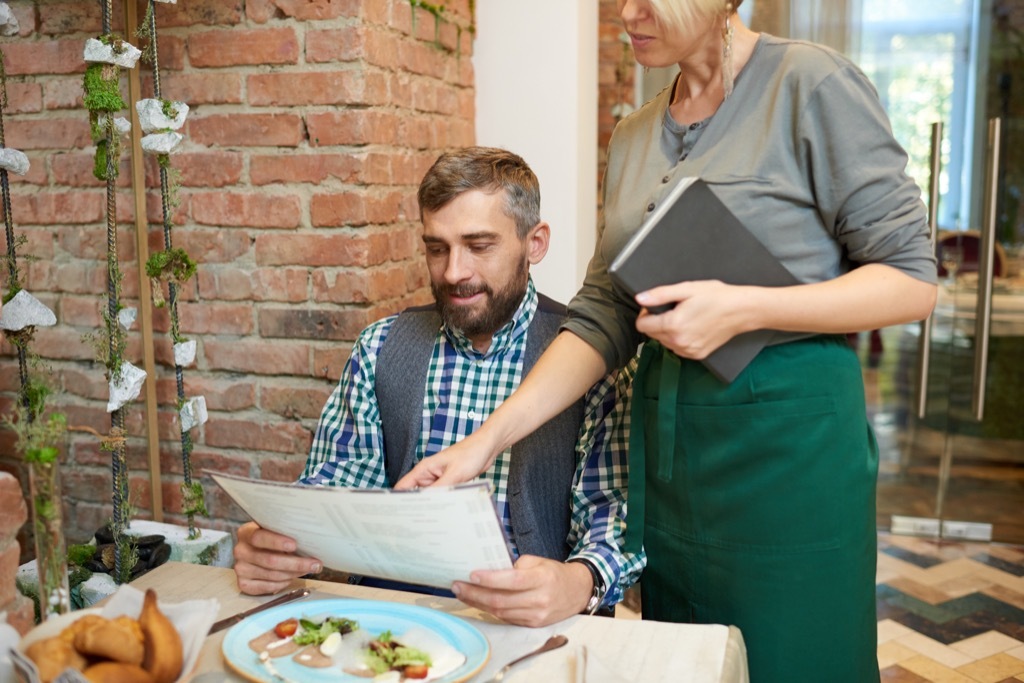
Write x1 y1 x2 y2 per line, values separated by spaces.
422 189 546 349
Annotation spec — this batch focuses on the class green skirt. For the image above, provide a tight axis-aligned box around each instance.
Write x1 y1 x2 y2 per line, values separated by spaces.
627 336 879 683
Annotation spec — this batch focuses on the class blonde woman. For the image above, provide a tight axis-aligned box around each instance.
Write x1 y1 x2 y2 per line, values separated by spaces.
400 1 937 680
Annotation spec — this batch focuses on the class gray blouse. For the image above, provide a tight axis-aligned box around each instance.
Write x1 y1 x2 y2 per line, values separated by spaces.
566 34 937 371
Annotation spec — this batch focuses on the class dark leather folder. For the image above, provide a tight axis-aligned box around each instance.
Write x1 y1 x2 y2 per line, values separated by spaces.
609 178 799 383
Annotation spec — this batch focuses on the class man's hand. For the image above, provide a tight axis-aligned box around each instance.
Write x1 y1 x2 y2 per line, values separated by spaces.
451 556 595 627
233 521 323 595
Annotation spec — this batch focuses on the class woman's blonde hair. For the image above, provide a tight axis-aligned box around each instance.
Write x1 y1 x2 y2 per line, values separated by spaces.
648 0 741 37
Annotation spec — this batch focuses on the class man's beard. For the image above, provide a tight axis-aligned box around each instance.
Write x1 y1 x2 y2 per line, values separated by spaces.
431 258 529 340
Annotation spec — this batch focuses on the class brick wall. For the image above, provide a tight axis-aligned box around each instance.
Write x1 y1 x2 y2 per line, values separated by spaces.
0 473 32 634
597 0 635 198
0 0 474 551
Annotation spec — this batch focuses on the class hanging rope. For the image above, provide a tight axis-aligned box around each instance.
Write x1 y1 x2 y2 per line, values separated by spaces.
99 0 132 584
145 0 197 538
0 61 30 415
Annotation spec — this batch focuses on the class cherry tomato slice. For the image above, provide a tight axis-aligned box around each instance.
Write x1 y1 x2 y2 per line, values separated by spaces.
273 618 299 639
403 664 429 679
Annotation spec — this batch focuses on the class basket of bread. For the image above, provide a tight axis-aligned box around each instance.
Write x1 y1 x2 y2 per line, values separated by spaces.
12 586 219 683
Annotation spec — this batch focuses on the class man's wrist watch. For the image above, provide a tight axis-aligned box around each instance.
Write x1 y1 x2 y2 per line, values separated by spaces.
567 558 606 615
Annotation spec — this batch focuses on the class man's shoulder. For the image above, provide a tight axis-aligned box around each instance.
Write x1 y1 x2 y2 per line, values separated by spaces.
534 292 567 318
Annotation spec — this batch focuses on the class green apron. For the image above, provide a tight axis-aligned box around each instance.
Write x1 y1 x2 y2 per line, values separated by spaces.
627 336 879 683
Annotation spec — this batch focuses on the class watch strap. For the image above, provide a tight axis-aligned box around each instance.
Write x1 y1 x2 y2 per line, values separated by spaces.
567 558 606 615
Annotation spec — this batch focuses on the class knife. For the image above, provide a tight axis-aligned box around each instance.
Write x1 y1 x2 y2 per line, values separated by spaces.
209 587 311 634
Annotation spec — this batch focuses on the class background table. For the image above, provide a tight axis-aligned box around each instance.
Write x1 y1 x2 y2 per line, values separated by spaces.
131 562 748 682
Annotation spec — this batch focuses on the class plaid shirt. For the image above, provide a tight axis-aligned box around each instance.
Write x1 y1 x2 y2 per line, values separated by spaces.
302 279 644 606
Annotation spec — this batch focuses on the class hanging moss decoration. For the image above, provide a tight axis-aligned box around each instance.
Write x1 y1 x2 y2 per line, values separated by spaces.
93 139 113 181
180 480 208 519
145 248 196 284
83 63 126 113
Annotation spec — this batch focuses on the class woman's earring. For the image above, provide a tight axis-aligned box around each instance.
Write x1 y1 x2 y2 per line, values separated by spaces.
722 3 735 99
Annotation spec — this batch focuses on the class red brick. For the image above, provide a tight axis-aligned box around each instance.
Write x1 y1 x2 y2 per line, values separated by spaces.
312 343 352 382
138 1 243 28
0 472 27 539
41 77 84 110
60 367 109 402
176 449 253 478
38 0 101 34
178 302 254 335
192 192 302 229
3 594 34 636
4 117 91 150
192 265 250 301
248 70 389 107
189 27 299 67
265 0 359 21
245 0 276 24
0 543 22 606
255 231 390 267
53 262 107 295
51 152 131 188
305 110 398 146
251 153 363 186
311 264 411 304
203 338 309 375
175 229 252 264
259 307 370 341
10 190 104 225
261 384 332 420
152 35 187 72
398 39 447 79
56 225 108 259
5 152 48 185
142 73 243 105
1 39 87 75
59 294 105 328
3 82 42 113
7 1 36 38
195 265 309 302
188 113 304 147
148 151 243 188
305 27 401 67
204 419 312 454
62 469 110 503
305 27 361 63
311 190 404 227
181 376 256 412
258 457 307 483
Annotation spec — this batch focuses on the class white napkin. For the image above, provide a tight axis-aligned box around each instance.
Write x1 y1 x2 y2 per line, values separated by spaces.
572 645 629 683
102 584 220 680
14 585 219 683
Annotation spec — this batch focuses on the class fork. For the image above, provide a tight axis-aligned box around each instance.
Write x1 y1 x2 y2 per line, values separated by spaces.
487 634 569 682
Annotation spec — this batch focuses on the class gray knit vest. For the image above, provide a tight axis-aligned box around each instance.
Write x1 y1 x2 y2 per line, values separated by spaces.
375 294 583 561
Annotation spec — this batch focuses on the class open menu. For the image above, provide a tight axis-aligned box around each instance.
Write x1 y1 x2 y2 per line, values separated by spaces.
209 472 514 589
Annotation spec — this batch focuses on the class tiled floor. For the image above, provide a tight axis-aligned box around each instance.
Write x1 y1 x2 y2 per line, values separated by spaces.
617 533 1024 682
876 533 1024 682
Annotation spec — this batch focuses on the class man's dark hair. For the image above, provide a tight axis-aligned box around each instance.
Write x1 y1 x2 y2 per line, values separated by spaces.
417 147 541 238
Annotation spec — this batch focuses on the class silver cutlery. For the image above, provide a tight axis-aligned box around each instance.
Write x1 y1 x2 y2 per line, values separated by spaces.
487 634 569 682
209 587 311 634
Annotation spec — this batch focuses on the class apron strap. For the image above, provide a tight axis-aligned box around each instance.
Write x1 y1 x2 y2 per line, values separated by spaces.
625 341 681 554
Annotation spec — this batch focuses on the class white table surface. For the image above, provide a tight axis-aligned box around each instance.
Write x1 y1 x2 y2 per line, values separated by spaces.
129 562 748 683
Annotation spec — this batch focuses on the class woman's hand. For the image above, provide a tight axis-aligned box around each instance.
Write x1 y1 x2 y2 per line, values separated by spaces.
394 431 497 489
635 279 754 359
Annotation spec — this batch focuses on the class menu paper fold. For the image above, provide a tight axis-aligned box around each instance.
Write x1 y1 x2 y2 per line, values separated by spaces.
208 472 514 589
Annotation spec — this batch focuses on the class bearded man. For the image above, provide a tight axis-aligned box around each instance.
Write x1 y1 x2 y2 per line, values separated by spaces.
232 147 642 627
